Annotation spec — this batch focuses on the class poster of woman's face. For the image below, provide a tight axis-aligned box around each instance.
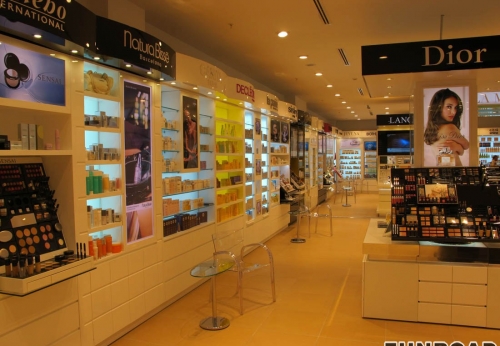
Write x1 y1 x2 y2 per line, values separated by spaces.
281 121 289 144
270 119 280 143
183 95 199 170
422 86 469 167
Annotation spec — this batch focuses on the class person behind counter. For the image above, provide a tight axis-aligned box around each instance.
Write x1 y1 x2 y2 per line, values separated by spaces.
491 155 499 167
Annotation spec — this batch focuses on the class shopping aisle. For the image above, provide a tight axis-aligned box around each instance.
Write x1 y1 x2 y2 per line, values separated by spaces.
111 193 500 346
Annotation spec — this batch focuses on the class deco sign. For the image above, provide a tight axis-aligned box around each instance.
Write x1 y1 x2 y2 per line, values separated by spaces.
236 83 254 102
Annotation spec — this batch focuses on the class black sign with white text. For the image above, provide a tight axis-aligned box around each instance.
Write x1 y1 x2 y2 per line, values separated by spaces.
0 0 95 48
376 114 413 126
96 16 175 79
362 35 500 75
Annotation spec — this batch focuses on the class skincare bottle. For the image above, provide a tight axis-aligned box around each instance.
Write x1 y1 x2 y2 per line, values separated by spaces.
34 254 41 274
11 257 19 278
87 206 93 229
4 257 11 277
27 256 34 276
19 256 26 278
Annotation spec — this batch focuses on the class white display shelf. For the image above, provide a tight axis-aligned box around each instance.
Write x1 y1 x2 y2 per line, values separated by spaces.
216 168 244 173
162 127 179 133
217 214 244 225
216 185 243 192
216 135 241 141
84 126 120 133
215 152 242 156
83 91 120 103
88 222 123 234
0 150 72 156
86 190 122 200
270 152 289 156
217 198 244 208
86 160 121 165
215 117 243 125
162 187 214 198
163 205 212 220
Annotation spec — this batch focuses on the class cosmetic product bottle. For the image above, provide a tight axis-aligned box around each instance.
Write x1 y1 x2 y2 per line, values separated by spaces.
27 256 34 276
4 257 11 277
101 238 107 256
11 257 19 278
88 237 94 257
87 206 93 229
102 174 110 192
19 256 26 278
55 129 60 150
105 235 112 253
88 170 94 195
34 254 41 274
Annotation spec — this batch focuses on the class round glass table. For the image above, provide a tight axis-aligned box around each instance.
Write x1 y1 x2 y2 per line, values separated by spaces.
190 258 235 330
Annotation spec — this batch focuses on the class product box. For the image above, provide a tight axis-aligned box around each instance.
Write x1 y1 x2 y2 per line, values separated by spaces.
28 123 37 150
36 125 44 150
198 211 208 223
18 123 29 150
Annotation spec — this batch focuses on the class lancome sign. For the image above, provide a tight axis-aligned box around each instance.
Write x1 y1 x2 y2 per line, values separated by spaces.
362 35 500 75
376 114 414 126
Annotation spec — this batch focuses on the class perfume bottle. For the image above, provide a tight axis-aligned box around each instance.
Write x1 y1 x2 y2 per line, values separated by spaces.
436 147 455 167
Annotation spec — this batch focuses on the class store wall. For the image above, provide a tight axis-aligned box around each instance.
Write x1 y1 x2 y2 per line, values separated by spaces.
336 119 376 131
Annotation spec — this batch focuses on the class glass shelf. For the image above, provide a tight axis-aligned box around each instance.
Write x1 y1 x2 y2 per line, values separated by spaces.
162 187 213 198
162 127 179 132
200 113 213 118
163 204 213 220
162 150 180 153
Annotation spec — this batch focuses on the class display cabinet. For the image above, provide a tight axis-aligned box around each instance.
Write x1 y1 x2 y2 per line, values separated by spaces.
269 118 290 209
479 134 500 166
289 123 306 224
215 101 245 224
160 87 215 236
364 150 377 179
339 148 361 180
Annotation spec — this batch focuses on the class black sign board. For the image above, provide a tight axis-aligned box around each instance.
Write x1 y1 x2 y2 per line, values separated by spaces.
0 0 95 48
96 16 175 79
376 114 413 126
362 35 500 75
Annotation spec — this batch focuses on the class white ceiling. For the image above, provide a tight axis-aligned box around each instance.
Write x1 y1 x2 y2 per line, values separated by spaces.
126 0 500 124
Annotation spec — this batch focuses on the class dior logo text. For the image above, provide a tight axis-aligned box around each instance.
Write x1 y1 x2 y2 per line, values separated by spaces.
423 45 487 66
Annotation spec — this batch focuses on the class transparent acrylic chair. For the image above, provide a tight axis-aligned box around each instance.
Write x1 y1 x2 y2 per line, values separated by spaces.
211 228 276 314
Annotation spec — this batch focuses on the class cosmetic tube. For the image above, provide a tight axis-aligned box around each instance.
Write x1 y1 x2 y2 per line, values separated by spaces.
34 254 41 274
27 256 34 276
4 257 11 277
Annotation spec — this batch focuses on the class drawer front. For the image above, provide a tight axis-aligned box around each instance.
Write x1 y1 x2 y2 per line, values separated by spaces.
419 264 452 282
418 302 451 324
453 266 487 284
419 282 452 304
452 283 487 306
452 305 486 327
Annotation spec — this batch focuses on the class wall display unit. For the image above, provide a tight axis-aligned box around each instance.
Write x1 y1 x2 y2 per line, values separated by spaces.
160 87 214 236
269 119 291 209
289 123 306 224
83 62 125 255
364 141 377 179
317 132 326 203
389 166 500 243
478 133 500 166
215 101 244 224
339 148 361 180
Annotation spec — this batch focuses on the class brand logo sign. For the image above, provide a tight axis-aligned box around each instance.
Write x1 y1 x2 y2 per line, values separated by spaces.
236 83 254 101
200 64 223 90
96 16 175 79
267 96 278 111
0 0 95 47
362 35 500 75
377 114 414 126
288 105 297 119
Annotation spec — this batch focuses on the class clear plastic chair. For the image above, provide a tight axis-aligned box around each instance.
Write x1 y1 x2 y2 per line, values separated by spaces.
212 228 276 314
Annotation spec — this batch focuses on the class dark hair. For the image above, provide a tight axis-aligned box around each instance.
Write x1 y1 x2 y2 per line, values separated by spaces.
423 88 463 145
493 155 499 160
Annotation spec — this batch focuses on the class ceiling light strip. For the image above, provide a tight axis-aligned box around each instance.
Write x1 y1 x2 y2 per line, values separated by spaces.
313 0 330 25
338 48 350 66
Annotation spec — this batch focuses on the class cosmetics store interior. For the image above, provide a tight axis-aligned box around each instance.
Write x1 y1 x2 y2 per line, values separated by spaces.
1 0 500 345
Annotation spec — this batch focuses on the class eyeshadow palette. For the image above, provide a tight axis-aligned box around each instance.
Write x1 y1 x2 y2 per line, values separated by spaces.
0 158 66 259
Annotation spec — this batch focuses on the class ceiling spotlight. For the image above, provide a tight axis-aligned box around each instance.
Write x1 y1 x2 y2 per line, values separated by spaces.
347 106 351 109
326 84 332 88
159 77 164 81
299 55 308 59
384 96 389 98
72 60 78 63
315 72 323 76
71 50 78 54
385 107 389 110
170 82 176 85
33 34 42 39
193 87 198 90
350 111 355 113
386 112 390 114
335 94 340 97
387 86 391 88
379 56 388 59
86 43 90 47
93 57 100 60
354 114 358 117
208 92 212 95
357 118 360 121
147 71 152 75
341 101 346 104
126 64 132 68
50 53 55 57
278 31 288 38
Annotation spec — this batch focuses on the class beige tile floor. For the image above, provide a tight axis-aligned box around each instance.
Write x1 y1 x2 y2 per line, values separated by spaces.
111 193 500 346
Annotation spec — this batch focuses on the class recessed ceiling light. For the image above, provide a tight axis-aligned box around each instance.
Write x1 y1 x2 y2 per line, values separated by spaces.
223 98 227 101
72 60 78 63
126 64 132 68
497 80 500 83
379 56 388 59
33 34 42 39
384 96 389 98
278 31 288 38
315 72 322 76
341 101 346 104
143 80 147 82
354 114 358 117
350 111 355 113
357 118 360 121
387 78 392 81
385 107 389 110
147 71 152 75
193 87 198 90
208 92 212 95
386 112 390 114
159 78 164 81
93 57 100 60
387 86 391 88
347 106 351 109
326 84 332 88
216 96 220 99
71 50 78 54
170 82 176 85
299 55 308 59
50 53 55 56
335 94 340 97
86 43 90 47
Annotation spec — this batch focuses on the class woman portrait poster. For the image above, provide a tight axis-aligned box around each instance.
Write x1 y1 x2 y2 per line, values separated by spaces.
270 119 280 143
423 86 469 167
182 95 199 170
280 121 289 144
